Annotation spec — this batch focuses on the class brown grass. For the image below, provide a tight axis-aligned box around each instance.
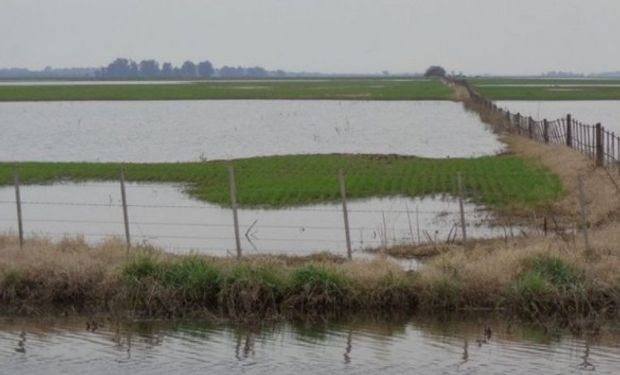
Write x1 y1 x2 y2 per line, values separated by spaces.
504 136 620 226
367 243 460 259
0 235 415 318
1 233 619 320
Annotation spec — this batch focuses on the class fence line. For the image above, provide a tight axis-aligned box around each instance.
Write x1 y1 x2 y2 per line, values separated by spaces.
456 79 620 170
2 167 535 258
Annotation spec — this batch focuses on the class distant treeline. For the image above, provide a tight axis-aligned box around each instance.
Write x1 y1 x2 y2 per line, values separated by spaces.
97 58 289 78
0 58 291 79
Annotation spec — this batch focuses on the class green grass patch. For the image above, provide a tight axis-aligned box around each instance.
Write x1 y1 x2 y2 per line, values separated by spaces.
0 154 563 209
469 78 620 100
219 263 287 315
514 255 583 297
0 79 454 101
288 264 350 310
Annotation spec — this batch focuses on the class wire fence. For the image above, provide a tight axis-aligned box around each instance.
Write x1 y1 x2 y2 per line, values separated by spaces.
0 167 552 258
456 79 620 170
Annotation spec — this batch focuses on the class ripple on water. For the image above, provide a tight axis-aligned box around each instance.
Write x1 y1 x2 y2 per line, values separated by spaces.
2 318 620 374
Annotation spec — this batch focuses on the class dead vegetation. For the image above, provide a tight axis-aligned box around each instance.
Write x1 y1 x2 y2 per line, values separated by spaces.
1 232 619 320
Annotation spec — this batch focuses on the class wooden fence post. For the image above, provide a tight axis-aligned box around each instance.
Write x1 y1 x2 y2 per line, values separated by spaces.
339 169 353 260
119 168 131 251
457 173 467 244
13 165 24 249
228 166 242 258
543 119 549 143
515 113 521 135
528 117 534 139
566 114 573 147
596 123 604 167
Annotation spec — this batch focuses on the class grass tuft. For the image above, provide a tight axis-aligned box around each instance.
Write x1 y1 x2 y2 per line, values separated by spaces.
219 263 286 317
288 264 350 311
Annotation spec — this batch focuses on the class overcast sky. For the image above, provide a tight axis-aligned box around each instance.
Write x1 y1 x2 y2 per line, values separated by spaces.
1 0 618 75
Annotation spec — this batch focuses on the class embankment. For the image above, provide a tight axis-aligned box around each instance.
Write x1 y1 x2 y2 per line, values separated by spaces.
1 235 619 320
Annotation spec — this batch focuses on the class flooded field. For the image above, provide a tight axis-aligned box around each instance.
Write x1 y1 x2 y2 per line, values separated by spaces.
497 101 620 134
0 100 503 161
0 182 503 256
1 316 619 374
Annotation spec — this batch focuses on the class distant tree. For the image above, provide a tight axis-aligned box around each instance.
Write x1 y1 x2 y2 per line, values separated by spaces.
180 60 197 77
245 66 268 77
128 60 139 76
197 60 214 77
161 62 173 77
139 60 160 77
104 58 136 77
424 66 446 78
219 65 245 77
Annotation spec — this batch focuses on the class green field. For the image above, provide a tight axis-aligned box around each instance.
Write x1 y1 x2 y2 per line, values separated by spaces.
1 154 562 209
469 78 620 100
0 79 454 101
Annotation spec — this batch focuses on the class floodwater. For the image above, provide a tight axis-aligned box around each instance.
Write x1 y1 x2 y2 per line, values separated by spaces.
0 182 505 257
497 101 620 135
0 100 504 161
1 316 619 374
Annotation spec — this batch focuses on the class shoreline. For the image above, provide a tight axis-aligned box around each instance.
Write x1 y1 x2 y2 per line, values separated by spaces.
1 234 618 321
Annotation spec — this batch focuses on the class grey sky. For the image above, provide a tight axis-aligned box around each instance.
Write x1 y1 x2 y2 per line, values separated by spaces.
1 0 618 75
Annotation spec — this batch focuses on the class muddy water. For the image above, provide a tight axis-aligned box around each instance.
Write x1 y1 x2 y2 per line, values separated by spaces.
0 182 508 256
0 100 503 162
0 316 619 374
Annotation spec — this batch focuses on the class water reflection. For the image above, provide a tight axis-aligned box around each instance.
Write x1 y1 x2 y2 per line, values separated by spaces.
1 316 619 374
0 183 506 256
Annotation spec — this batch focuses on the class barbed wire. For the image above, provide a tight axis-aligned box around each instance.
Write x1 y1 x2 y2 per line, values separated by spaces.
0 163 560 177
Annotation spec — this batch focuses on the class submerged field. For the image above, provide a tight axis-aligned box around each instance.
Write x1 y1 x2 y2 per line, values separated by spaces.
0 79 454 101
470 78 620 100
0 154 562 209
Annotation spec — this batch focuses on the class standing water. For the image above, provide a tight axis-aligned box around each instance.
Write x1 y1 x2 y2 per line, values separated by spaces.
0 100 503 161
0 316 618 374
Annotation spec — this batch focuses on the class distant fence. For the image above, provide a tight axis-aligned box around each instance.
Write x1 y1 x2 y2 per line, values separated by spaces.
457 79 620 169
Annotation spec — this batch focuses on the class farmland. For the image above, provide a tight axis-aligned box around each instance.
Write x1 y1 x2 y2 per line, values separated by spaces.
0 78 455 101
0 154 561 209
470 77 620 100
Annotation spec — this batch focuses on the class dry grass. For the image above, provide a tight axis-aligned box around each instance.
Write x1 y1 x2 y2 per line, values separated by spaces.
416 235 620 317
367 243 460 259
0 235 415 318
1 233 619 320
504 135 620 226
0 235 127 314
